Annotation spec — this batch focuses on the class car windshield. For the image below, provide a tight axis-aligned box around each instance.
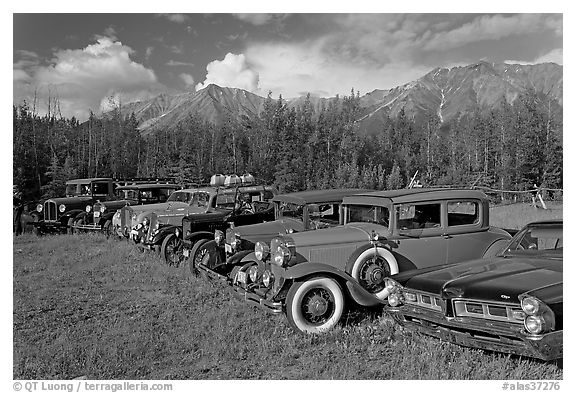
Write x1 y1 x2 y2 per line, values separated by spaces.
65 183 85 196
504 224 563 257
277 202 304 221
92 182 109 196
167 191 194 203
345 204 389 227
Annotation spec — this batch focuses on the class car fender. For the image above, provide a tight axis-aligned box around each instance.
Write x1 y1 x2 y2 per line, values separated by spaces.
482 238 510 258
61 210 84 224
150 224 180 244
187 231 215 245
284 262 386 307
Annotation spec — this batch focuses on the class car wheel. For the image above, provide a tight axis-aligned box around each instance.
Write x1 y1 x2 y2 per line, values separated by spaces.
286 277 345 334
72 217 85 235
31 213 42 236
67 217 76 235
348 246 399 300
188 239 209 277
103 220 112 238
161 233 183 267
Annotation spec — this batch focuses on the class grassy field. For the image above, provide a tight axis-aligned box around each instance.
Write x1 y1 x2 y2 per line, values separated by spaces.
13 203 563 380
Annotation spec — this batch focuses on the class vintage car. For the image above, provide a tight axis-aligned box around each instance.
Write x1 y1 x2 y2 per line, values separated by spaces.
30 177 117 235
128 184 276 265
384 220 562 361
188 188 370 280
230 188 513 333
73 183 180 236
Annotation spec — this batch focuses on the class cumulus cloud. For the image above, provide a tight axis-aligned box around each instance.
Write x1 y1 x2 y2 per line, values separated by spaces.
13 37 162 120
195 53 259 92
245 41 429 98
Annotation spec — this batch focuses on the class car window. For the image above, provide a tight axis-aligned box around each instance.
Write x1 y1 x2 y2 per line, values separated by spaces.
167 191 193 203
92 182 109 196
448 201 479 226
190 192 211 208
278 202 304 221
66 184 80 196
396 203 441 229
309 203 341 228
506 225 563 254
346 204 389 226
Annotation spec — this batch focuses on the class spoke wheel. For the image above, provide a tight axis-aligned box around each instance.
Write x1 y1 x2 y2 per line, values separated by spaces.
161 234 183 267
356 256 390 294
286 277 345 334
188 239 209 277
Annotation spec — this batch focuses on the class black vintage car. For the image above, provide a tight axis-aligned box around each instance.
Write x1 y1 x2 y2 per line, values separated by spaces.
130 184 276 266
31 178 117 235
189 188 370 280
385 220 562 361
71 183 180 236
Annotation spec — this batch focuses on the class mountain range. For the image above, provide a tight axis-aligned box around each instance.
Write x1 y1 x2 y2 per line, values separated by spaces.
119 61 562 136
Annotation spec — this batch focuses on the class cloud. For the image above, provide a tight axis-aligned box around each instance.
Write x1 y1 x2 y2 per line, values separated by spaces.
156 14 190 24
179 73 195 87
233 14 287 26
423 14 561 51
195 53 259 92
245 41 429 98
166 60 194 67
13 37 162 120
505 48 563 66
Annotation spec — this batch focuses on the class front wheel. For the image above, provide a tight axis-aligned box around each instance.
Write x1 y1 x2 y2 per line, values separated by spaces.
161 233 184 267
188 239 209 277
67 217 76 235
348 246 398 300
103 220 112 238
285 277 345 334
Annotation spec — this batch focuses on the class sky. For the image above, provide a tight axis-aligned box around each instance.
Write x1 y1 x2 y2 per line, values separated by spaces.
12 7 564 121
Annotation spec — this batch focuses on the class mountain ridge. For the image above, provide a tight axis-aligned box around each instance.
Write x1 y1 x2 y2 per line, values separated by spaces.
117 61 562 135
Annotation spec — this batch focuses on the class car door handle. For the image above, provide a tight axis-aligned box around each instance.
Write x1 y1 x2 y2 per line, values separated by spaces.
443 234 453 239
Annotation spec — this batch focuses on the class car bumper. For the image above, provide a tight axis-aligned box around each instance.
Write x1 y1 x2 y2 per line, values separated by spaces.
31 221 66 233
74 223 101 231
233 285 284 314
388 305 563 361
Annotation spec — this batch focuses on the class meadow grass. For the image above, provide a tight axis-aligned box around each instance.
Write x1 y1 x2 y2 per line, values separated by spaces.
13 203 563 380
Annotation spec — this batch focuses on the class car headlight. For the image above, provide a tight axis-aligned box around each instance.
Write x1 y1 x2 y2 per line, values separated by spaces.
521 296 541 315
254 242 270 261
248 265 258 283
384 278 405 307
85 205 91 213
143 217 150 227
99 205 106 213
175 227 180 238
36 204 43 213
214 230 224 245
59 204 66 213
231 233 242 251
262 270 273 287
271 244 291 267
524 315 546 334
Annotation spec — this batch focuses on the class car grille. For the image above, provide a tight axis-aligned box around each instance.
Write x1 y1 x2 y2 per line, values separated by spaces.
404 290 444 312
44 200 58 221
453 300 525 324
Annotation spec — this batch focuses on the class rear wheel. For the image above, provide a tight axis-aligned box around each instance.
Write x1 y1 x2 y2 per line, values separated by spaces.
285 277 345 334
161 233 184 267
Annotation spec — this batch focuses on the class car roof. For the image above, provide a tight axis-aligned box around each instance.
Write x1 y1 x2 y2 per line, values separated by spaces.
272 189 371 205
66 178 113 184
116 183 180 191
344 188 488 204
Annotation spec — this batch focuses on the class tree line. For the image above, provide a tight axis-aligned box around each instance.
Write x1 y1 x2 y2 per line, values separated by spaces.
13 88 563 202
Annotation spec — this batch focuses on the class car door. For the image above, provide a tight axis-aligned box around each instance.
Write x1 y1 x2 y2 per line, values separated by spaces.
392 201 448 270
445 199 488 262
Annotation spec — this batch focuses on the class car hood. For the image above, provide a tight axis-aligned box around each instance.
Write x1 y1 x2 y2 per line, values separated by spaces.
130 201 190 213
47 196 94 208
290 222 389 248
229 218 305 243
403 256 563 303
